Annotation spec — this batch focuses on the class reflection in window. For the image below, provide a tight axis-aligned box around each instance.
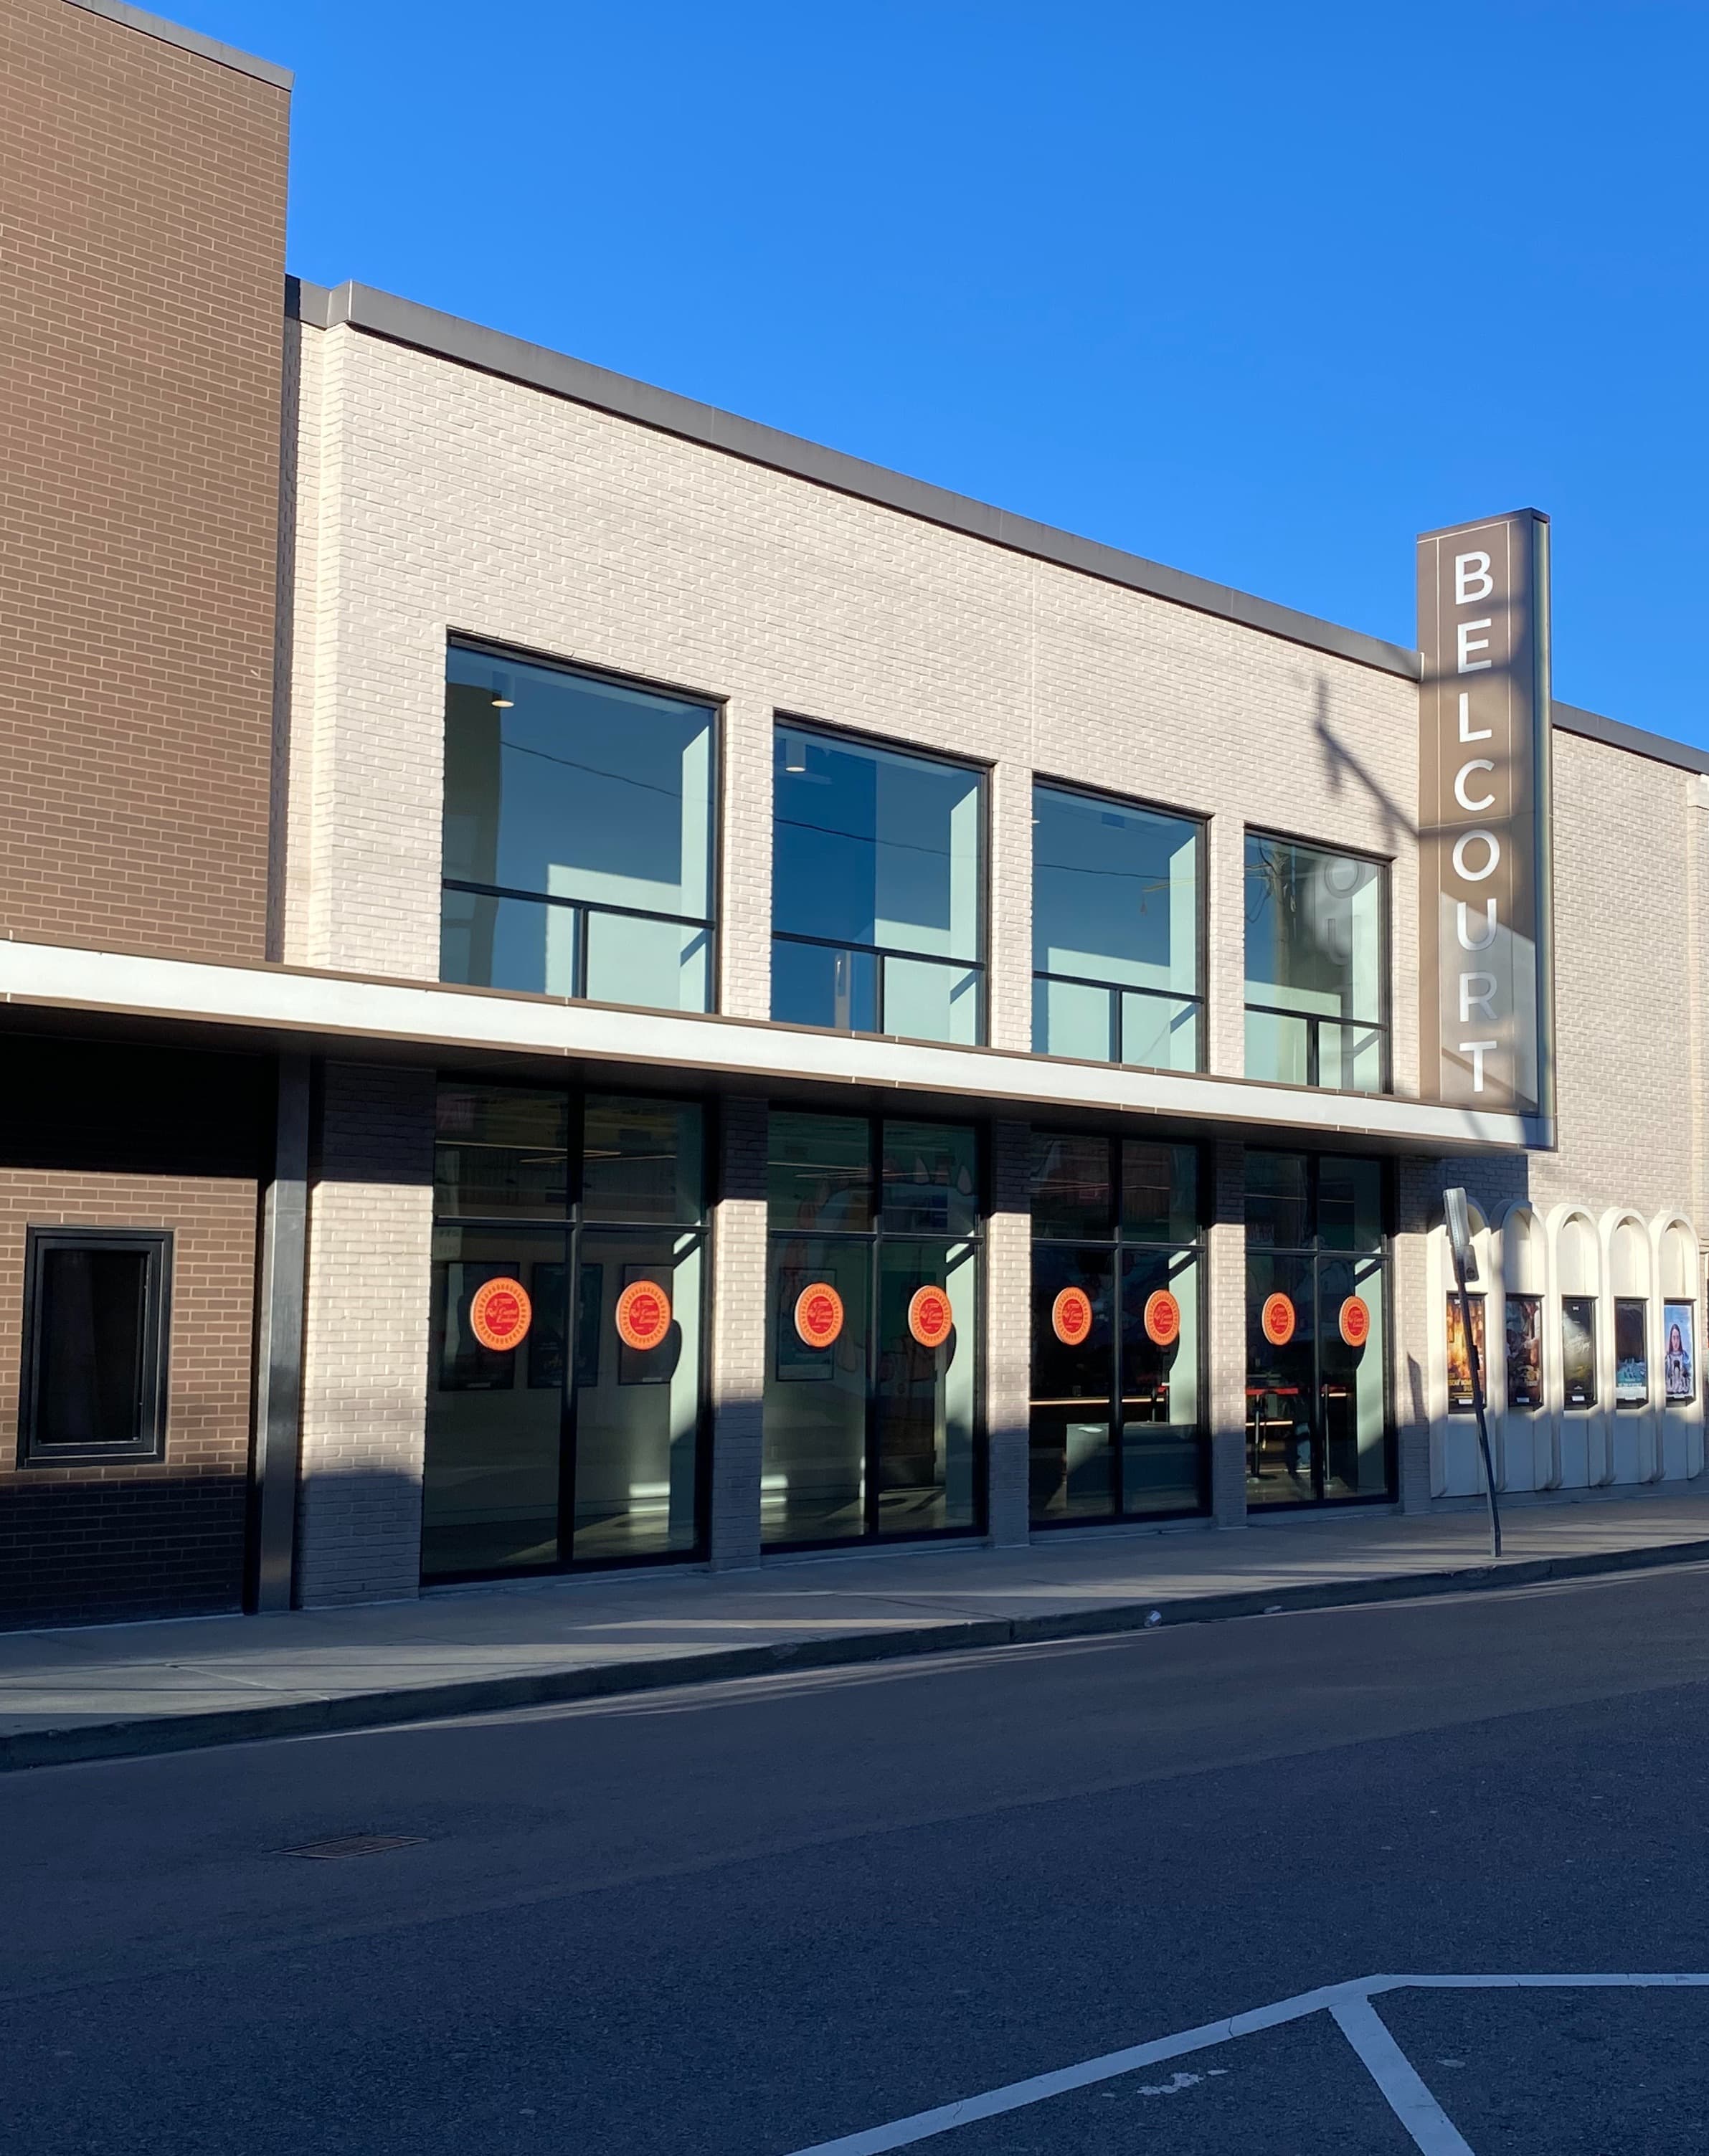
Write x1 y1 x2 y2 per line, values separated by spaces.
771 726 984 1045
1031 785 1203 1070
1244 835 1386 1092
439 644 716 1012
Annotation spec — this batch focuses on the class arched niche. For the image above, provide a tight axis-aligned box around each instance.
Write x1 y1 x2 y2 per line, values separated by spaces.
1601 1209 1657 1483
1548 1205 1605 1488
1492 1202 1548 1489
1651 1212 1705 1482
1429 1197 1495 1499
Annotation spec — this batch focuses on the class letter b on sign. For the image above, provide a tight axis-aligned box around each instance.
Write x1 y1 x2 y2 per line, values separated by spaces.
1454 551 1494 604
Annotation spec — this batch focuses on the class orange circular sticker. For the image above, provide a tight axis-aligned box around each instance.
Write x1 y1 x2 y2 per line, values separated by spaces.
469 1276 531 1352
615 1278 672 1351
1144 1289 1182 1349
1052 1286 1094 1347
1261 1291 1297 1347
908 1284 954 1350
1340 1294 1371 1348
794 1281 845 1349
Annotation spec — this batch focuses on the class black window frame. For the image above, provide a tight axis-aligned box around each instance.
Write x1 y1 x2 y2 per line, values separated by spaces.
17 1227 172 1466
422 1078 714 1584
1030 779 1208 1075
1028 1132 1211 1527
1244 1149 1395 1506
440 635 724 1012
770 718 990 1046
1242 827 1392 1094
762 1109 988 1552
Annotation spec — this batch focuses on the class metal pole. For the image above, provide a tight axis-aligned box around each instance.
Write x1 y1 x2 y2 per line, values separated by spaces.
1452 1248 1502 1559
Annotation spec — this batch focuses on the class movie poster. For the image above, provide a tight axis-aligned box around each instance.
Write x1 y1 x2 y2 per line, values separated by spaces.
1446 1293 1485 1413
1664 1302 1696 1404
1561 1296 1597 1408
1505 1293 1542 1408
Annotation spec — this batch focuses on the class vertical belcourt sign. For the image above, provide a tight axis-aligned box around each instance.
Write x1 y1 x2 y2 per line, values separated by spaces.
1418 510 1554 1121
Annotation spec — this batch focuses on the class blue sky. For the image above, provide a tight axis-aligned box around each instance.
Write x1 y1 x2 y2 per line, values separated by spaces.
183 0 1703 741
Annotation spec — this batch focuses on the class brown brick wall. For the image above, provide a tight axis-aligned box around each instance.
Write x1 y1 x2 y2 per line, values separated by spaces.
0 1169 259 1625
0 0 289 961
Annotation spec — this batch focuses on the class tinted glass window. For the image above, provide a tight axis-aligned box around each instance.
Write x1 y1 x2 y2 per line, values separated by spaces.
440 647 715 1012
435 1086 570 1219
1245 1151 1310 1250
35 1248 148 1448
1121 1142 1198 1244
1317 1157 1383 1251
581 1096 703 1224
767 1112 872 1233
881 1121 977 1236
1029 1133 1113 1240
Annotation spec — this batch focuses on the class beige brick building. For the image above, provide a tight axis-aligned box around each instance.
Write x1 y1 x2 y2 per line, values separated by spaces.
1 0 1703 1626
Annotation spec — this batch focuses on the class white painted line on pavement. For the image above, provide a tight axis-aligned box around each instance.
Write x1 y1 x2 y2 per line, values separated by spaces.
775 1972 1709 2156
1330 1994 1474 2155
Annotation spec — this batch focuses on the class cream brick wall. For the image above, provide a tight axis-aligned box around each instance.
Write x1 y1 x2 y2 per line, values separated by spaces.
295 1060 435 1605
282 326 1423 1086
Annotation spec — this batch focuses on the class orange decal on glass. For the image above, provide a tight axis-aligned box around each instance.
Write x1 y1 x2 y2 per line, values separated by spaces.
1052 1285 1094 1347
908 1284 954 1350
615 1278 672 1351
794 1281 845 1349
1261 1292 1297 1347
470 1276 532 1352
1144 1288 1182 1349
1340 1295 1371 1349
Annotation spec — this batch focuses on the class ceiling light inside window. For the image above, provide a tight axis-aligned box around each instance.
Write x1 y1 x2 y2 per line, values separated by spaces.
491 696 514 709
784 735 806 773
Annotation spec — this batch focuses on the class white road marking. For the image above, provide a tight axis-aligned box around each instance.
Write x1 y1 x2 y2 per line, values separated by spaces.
1330 1993 1474 2155
775 1972 1709 2156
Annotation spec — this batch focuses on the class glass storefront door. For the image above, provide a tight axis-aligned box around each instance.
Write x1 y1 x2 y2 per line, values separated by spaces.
762 1111 981 1547
1028 1133 1207 1524
1245 1150 1391 1506
423 1084 706 1579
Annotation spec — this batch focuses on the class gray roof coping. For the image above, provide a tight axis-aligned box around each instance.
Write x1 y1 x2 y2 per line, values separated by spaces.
285 279 1709 783
1552 701 1709 779
63 0 292 87
289 278 1421 680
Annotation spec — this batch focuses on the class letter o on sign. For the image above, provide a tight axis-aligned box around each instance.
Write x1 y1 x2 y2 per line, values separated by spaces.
1451 830 1502 883
470 1276 531 1352
615 1279 672 1352
1340 1295 1371 1349
1261 1292 1296 1348
1144 1289 1181 1349
794 1281 844 1349
1052 1286 1093 1347
908 1285 954 1351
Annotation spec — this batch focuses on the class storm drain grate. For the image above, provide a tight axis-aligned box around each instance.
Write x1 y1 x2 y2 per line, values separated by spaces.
280 1833 427 1861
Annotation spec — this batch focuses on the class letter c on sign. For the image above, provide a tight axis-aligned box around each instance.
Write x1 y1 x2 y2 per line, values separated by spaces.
1453 759 1496 813
1452 830 1501 883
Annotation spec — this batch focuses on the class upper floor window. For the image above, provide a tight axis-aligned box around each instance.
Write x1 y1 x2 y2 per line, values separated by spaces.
439 643 717 1013
771 725 984 1046
1032 784 1203 1070
1244 834 1387 1093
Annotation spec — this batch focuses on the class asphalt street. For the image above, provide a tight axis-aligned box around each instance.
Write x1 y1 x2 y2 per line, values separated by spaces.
5 1562 1709 2154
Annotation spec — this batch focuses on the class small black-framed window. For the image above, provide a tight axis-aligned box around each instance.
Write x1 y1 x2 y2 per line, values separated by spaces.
18 1229 172 1465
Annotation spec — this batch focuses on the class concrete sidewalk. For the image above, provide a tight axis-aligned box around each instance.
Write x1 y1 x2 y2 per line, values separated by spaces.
6 1488 1709 1772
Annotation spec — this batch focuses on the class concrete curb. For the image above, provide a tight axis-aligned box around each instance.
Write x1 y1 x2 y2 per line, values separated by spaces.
6 1532 1708 1773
